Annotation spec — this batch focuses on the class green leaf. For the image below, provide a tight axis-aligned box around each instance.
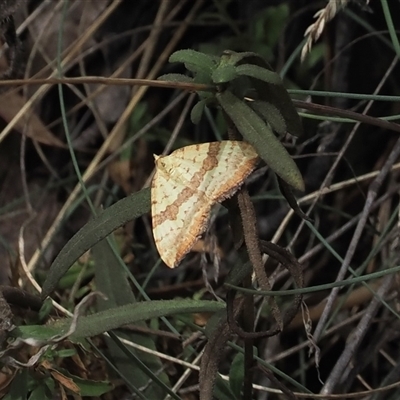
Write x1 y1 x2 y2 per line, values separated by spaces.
38 298 54 321
157 73 194 83
41 188 150 299
56 349 77 358
13 300 225 341
217 90 304 191
225 253 253 287
169 49 217 76
235 64 282 85
229 353 244 399
278 177 311 220
218 50 256 67
71 300 225 339
10 322 66 343
28 383 53 400
93 237 171 398
57 262 94 290
249 100 286 134
191 100 206 124
93 237 136 309
214 376 237 400
212 64 238 83
221 51 303 136
42 377 55 395
255 78 303 137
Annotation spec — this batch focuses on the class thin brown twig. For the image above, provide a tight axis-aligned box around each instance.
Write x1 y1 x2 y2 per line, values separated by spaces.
320 274 394 394
0 76 212 92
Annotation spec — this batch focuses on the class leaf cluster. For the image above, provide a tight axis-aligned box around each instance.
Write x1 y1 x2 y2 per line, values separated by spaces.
161 49 304 191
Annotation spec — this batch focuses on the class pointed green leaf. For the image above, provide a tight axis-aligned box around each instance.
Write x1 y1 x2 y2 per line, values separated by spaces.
212 64 238 83
214 376 237 400
71 300 224 339
157 73 193 83
254 78 303 137
169 49 217 76
219 50 257 66
229 353 244 399
93 237 135 309
217 91 304 191
249 100 286 134
277 177 311 220
10 323 62 343
28 384 52 400
13 300 225 341
220 51 303 136
41 188 150 299
235 64 282 85
225 254 253 287
191 99 206 124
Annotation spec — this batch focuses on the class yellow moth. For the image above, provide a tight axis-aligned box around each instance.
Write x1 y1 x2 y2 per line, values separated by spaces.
151 141 258 268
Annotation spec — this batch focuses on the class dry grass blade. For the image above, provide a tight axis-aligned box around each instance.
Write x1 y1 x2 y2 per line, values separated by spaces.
301 0 371 61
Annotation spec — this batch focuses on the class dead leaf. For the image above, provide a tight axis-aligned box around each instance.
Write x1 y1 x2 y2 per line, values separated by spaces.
108 159 133 194
59 383 68 400
40 357 80 394
50 370 81 395
0 92 65 147
193 312 213 326
0 368 17 393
